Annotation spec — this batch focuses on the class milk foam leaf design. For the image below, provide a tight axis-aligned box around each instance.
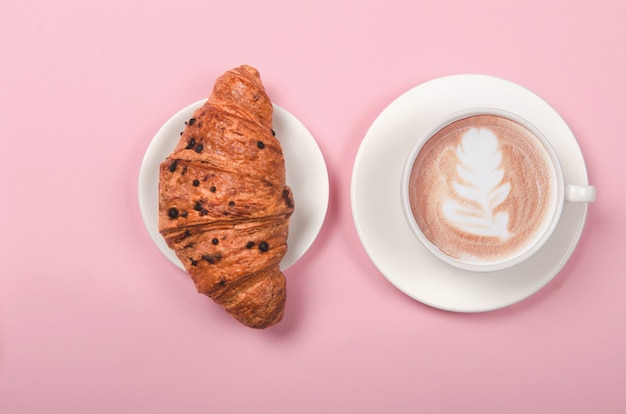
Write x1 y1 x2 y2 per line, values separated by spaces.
489 182 511 210
442 127 512 240
442 200 510 238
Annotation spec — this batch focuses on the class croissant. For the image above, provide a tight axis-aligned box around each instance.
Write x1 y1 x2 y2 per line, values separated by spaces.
158 65 294 329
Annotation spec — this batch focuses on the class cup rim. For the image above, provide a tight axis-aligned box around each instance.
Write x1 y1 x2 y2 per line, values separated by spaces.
401 107 565 272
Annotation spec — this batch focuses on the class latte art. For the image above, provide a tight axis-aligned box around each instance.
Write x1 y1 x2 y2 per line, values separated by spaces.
408 114 557 265
442 127 512 240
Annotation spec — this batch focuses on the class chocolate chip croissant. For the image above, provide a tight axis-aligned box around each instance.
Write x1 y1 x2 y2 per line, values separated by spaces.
158 65 294 329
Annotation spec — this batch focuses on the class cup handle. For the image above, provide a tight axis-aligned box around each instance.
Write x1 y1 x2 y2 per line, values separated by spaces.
565 184 596 203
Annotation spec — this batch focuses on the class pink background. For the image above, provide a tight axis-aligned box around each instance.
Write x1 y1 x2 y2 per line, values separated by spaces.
1 0 625 413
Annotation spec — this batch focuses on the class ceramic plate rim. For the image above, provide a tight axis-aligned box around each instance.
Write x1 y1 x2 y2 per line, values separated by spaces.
139 100 329 272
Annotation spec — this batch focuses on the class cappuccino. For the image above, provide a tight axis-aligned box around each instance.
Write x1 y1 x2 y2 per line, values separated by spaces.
407 113 558 267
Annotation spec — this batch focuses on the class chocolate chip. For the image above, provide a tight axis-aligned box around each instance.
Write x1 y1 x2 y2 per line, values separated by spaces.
194 201 202 211
246 241 255 249
194 144 204 153
169 160 178 172
257 141 265 149
202 253 222 264
228 201 235 206
212 238 219 245
258 241 269 252
181 210 188 218
271 129 276 136
210 186 216 192
185 137 196 149
189 258 198 266
188 118 196 126
218 279 226 286
192 179 200 186
167 208 179 219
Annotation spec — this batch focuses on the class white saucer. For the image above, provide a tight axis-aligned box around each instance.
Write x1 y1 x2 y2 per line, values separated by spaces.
351 74 591 312
139 100 329 272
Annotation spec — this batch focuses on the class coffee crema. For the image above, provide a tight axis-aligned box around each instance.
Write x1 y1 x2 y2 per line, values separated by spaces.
408 114 557 265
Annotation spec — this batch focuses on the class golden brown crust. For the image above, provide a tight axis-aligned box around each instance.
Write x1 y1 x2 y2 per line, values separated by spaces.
210 265 286 329
158 65 293 329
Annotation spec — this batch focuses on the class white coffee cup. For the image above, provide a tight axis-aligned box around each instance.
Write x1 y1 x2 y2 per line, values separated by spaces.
401 108 596 272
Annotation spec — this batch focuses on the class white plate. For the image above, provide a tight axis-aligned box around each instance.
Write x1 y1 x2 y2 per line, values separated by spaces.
139 100 329 271
351 74 591 312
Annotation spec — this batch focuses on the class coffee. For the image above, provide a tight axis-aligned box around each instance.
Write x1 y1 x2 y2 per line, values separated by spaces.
407 114 558 266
